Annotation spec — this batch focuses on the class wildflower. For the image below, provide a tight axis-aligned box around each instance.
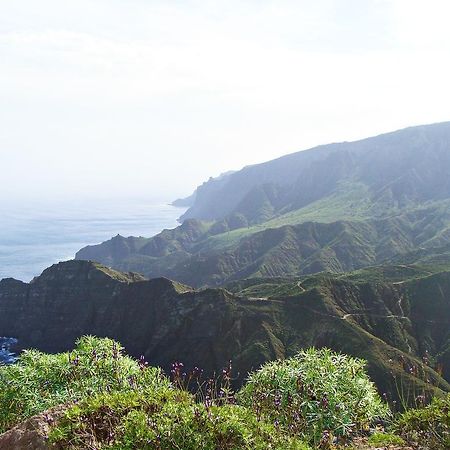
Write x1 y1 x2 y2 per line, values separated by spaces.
138 355 148 371
170 361 185 383
321 394 329 409
274 393 282 408
320 429 332 447
222 360 232 380
416 394 426 405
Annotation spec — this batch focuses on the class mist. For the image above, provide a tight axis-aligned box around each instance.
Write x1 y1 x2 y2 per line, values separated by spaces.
2 0 450 203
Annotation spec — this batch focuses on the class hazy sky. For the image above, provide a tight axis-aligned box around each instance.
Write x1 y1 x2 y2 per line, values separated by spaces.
2 0 450 202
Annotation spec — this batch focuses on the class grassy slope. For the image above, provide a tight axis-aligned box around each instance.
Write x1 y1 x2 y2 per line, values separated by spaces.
74 123 450 286
202 185 450 254
75 181 450 288
225 263 450 396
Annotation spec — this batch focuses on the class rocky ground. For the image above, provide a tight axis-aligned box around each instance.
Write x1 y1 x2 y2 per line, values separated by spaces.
0 407 64 450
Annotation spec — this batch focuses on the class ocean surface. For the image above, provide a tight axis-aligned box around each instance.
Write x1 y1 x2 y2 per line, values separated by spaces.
0 337 18 364
0 199 185 282
0 198 185 363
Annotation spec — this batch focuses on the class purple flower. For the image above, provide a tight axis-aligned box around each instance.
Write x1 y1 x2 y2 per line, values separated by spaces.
321 395 329 409
138 355 148 370
274 393 282 408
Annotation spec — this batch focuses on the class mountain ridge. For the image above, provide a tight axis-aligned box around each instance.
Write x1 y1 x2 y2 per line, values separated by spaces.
180 121 450 223
76 122 450 287
0 259 449 399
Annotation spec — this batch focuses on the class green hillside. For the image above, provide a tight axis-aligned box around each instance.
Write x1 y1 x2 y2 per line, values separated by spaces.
76 123 450 288
76 198 450 287
1 260 449 399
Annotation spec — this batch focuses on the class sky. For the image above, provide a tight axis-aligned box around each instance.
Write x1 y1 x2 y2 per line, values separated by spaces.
1 0 450 202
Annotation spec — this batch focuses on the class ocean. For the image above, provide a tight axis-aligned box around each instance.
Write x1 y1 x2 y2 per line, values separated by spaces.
0 198 185 363
0 199 184 282
0 337 18 364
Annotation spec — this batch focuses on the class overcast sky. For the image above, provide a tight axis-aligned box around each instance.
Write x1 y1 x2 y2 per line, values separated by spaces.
2 0 450 202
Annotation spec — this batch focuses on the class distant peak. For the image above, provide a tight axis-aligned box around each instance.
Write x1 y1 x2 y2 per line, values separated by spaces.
0 277 26 287
147 277 193 294
35 260 146 284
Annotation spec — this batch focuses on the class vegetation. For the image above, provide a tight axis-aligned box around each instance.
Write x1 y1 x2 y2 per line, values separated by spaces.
4 124 450 447
75 123 450 287
1 259 449 408
0 337 310 449
367 432 405 446
395 394 450 449
239 348 389 447
50 390 308 450
75 205 450 288
1 337 448 449
0 336 167 433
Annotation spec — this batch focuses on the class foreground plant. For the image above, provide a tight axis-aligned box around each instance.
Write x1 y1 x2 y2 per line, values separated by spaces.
0 337 311 449
394 393 450 449
367 431 405 446
50 389 309 450
0 336 166 433
238 348 389 447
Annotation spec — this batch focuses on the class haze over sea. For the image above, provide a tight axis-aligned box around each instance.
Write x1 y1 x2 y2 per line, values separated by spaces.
0 199 184 282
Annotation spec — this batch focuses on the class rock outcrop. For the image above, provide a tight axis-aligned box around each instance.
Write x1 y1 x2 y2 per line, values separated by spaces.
0 406 65 450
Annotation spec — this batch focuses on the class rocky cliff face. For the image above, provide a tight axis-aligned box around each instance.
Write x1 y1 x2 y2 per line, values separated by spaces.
0 260 448 398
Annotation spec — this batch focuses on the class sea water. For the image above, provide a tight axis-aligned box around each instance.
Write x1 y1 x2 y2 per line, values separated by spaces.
0 198 185 364
0 337 18 364
0 199 184 282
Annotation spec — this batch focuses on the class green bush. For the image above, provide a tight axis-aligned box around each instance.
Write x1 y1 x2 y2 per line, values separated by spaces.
50 389 310 450
238 348 389 446
367 431 405 446
395 393 450 449
0 336 167 433
0 337 311 449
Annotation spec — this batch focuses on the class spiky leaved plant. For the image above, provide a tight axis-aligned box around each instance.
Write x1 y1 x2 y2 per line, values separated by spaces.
238 348 389 447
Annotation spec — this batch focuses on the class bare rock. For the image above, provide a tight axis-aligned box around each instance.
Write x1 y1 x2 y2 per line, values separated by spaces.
0 406 65 450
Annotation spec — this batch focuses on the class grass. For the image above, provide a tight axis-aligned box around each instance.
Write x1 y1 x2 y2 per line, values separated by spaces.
394 393 450 449
200 181 375 253
367 432 405 446
200 181 450 253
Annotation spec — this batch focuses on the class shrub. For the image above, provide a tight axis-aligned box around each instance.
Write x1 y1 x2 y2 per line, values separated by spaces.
367 431 405 446
0 336 167 433
50 389 310 450
238 348 389 446
1 337 311 449
395 393 450 449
